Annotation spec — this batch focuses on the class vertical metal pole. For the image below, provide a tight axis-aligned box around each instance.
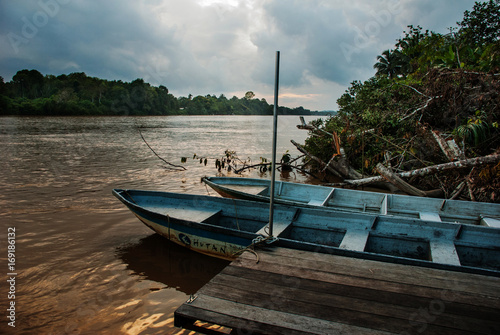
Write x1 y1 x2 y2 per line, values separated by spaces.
268 51 280 237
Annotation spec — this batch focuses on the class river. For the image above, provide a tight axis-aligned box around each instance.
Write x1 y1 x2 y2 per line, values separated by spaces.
0 115 318 334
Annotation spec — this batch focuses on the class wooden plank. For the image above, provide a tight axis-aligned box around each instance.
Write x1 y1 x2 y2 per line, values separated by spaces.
233 251 500 308
178 294 395 335
175 303 286 335
419 211 442 222
255 247 500 298
175 247 500 335
218 265 499 318
223 260 500 321
203 271 500 334
430 239 461 266
339 229 369 251
247 247 500 295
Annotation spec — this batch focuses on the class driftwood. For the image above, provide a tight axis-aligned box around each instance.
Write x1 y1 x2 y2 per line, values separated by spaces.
291 140 363 180
296 118 362 179
344 154 500 187
231 155 320 180
291 139 344 179
297 116 333 137
375 163 443 197
430 130 462 161
138 129 187 171
450 181 466 200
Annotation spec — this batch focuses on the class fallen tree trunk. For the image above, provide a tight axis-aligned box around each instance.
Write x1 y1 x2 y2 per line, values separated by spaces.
375 163 443 197
297 116 333 136
291 140 344 178
430 130 463 161
343 154 500 187
291 140 362 180
450 181 466 200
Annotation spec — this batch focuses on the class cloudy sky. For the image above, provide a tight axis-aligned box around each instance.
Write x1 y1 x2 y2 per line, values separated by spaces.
0 0 481 110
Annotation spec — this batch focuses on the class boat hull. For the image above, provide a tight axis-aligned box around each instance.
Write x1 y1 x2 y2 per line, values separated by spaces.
132 212 247 260
113 188 500 276
121 205 254 261
203 176 500 227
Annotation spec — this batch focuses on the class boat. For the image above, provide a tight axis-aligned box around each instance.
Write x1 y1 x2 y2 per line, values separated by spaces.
202 176 500 227
112 188 500 276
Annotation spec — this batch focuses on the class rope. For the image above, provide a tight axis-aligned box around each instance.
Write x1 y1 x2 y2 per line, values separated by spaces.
233 248 260 263
203 180 211 195
231 235 279 263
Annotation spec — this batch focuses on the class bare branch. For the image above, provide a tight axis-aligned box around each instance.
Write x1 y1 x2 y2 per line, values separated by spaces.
138 128 187 171
343 154 500 187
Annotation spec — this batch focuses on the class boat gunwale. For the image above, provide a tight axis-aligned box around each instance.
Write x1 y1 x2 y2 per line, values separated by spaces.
113 188 500 238
112 189 263 241
113 188 500 276
275 237 500 278
203 177 500 224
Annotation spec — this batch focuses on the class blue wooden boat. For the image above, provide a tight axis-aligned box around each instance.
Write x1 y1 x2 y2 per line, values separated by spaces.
203 177 500 227
112 188 500 276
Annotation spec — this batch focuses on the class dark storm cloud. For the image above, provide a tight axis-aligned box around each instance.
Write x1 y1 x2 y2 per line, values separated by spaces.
0 0 481 110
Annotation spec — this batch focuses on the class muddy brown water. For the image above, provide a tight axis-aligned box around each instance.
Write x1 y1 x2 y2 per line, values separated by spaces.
0 115 315 334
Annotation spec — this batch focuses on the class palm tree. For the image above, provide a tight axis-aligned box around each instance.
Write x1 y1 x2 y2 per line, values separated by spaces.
373 49 410 79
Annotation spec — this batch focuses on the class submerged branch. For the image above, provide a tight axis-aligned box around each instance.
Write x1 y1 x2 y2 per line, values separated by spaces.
291 140 344 179
138 128 187 171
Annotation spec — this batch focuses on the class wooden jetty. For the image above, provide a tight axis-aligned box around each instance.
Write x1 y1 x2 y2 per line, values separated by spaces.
175 247 500 334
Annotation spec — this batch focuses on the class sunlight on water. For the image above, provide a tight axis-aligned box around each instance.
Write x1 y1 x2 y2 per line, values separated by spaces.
0 115 320 333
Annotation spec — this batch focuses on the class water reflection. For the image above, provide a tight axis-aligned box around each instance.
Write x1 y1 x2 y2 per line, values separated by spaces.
117 234 230 295
0 115 317 333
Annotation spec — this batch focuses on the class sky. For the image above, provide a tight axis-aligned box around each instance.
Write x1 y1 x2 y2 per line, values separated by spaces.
0 0 482 111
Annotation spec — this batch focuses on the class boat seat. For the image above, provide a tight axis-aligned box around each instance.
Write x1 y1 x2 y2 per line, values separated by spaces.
308 199 325 206
419 212 442 222
256 220 292 237
379 195 389 215
430 240 461 266
480 217 500 228
308 189 335 207
155 207 222 223
257 187 270 196
200 210 223 223
339 229 370 252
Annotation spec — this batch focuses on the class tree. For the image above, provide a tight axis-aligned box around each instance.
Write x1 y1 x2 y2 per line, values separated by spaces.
458 0 500 46
0 76 9 115
373 49 409 79
12 69 44 98
396 25 432 73
244 91 255 99
396 25 430 54
158 85 168 94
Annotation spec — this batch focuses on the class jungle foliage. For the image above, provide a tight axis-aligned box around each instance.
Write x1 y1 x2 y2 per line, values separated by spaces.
0 73 312 116
302 0 500 202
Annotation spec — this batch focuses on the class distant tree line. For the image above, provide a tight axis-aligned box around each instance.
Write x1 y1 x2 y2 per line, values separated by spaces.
0 71 314 116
